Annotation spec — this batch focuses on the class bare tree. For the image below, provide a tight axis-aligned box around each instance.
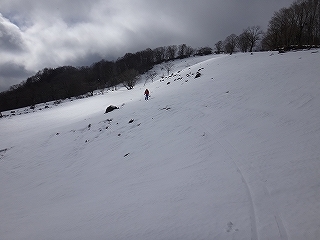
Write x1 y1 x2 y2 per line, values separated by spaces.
303 0 320 45
185 45 195 57
153 47 166 63
163 61 174 75
177 44 187 58
214 40 224 54
165 45 177 60
237 31 250 52
292 1 309 47
119 69 139 90
245 26 263 52
224 34 238 54
144 71 157 85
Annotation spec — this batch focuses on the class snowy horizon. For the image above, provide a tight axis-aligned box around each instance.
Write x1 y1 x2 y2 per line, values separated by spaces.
1 50 320 239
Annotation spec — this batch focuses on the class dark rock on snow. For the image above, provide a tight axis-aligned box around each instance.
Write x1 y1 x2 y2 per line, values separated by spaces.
105 105 119 114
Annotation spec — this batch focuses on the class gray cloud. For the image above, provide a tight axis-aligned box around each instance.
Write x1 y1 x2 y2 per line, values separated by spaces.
0 14 26 52
0 0 296 91
0 62 34 92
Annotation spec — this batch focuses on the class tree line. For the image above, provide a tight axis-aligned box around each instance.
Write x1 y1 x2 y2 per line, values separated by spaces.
214 25 264 55
0 44 210 112
214 0 319 54
262 0 320 50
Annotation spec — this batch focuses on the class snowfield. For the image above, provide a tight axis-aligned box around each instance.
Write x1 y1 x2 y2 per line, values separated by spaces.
1 50 320 240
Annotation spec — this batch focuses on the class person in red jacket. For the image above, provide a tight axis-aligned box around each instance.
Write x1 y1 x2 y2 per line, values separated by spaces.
144 89 150 100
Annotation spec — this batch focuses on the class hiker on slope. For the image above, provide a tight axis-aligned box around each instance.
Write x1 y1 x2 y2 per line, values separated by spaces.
144 89 150 100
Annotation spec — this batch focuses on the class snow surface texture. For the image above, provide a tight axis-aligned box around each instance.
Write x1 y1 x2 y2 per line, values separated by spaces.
1 51 320 240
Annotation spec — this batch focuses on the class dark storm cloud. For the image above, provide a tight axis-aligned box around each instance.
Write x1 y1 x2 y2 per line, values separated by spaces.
0 62 34 92
0 62 32 78
0 0 296 91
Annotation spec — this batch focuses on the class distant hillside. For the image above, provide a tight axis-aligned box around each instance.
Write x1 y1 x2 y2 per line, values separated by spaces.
0 44 214 112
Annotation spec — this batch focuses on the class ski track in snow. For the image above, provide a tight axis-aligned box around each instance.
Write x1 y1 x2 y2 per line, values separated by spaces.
219 138 288 240
195 108 258 240
195 103 290 240
215 139 259 240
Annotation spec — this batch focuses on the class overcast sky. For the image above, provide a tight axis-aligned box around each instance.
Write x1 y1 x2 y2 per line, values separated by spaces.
0 0 296 92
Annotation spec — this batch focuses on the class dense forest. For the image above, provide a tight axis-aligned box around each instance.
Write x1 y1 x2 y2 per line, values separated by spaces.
1 0 319 112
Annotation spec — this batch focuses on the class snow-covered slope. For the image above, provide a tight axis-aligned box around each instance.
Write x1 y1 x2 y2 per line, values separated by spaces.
1 51 320 240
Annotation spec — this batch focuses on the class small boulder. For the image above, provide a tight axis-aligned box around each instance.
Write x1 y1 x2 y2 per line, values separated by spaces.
105 105 119 114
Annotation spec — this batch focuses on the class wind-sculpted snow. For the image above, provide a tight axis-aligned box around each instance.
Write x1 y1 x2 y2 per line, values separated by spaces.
1 51 320 240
